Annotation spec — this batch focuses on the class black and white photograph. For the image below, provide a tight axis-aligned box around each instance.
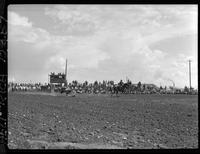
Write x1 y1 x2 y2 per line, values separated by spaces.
7 5 198 149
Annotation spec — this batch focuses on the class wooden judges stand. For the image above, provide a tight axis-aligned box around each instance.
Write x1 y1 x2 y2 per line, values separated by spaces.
49 72 66 93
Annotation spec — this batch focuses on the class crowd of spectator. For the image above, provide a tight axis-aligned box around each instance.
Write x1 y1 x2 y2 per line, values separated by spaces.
8 79 198 95
8 82 48 91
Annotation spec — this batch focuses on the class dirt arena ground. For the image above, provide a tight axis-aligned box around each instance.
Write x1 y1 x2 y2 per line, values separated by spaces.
8 92 198 149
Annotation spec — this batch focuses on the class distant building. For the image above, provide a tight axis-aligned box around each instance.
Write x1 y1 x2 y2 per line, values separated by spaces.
143 84 158 88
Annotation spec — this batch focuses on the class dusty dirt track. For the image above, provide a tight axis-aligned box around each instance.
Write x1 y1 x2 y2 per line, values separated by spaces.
8 92 198 149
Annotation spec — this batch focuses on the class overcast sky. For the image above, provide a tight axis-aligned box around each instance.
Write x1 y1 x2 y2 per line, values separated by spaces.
8 5 198 88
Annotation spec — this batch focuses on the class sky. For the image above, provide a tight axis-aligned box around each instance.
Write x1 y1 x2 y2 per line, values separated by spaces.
8 5 198 88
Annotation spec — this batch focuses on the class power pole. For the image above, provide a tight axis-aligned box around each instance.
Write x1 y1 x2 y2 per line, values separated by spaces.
126 76 128 82
188 60 192 92
65 59 68 86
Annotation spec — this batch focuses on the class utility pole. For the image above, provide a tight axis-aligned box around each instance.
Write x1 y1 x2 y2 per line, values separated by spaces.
188 60 192 92
65 59 68 86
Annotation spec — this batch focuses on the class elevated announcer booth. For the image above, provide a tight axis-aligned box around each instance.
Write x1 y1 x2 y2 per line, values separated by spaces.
49 72 67 93
48 59 68 93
